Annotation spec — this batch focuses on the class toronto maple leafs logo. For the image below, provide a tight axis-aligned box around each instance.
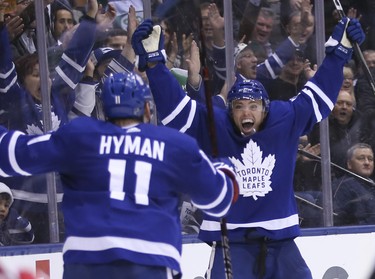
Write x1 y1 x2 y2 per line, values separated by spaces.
25 112 61 135
230 140 275 200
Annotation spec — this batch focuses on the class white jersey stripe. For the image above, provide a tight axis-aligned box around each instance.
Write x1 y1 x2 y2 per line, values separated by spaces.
0 75 17 93
200 214 299 231
9 131 31 176
61 53 85 73
180 99 196 133
63 235 181 264
305 81 334 110
55 66 76 89
303 89 323 122
162 95 190 125
0 62 15 78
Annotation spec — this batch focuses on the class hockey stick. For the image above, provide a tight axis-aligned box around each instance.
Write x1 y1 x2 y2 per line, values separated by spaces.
198 7 233 279
332 0 375 95
294 194 338 216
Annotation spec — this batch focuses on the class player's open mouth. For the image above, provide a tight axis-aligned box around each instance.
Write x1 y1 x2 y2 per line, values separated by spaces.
242 119 254 130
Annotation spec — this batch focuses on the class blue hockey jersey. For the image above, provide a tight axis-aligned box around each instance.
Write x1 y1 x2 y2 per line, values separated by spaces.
145 53 345 241
0 117 235 273
0 17 96 134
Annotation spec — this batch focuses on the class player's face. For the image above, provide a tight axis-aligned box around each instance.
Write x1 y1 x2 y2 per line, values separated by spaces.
347 148 374 178
231 99 266 136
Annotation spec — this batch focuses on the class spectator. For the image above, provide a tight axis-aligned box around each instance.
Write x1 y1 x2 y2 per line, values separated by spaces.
47 0 76 47
0 0 101 243
308 90 363 173
331 143 375 226
197 2 218 95
363 49 375 69
354 51 375 113
203 2 311 105
341 64 356 95
0 71 238 279
0 183 34 246
89 47 121 120
156 18 180 69
96 28 128 50
261 48 306 101
294 135 322 227
238 5 276 62
282 5 317 65
90 5 140 121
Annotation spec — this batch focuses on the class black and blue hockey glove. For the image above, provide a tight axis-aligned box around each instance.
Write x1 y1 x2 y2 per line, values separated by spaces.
325 17 365 62
346 18 365 45
213 158 239 203
131 19 167 72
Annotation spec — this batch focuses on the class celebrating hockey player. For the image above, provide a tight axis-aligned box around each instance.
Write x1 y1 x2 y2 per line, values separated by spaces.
0 71 239 279
131 16 365 278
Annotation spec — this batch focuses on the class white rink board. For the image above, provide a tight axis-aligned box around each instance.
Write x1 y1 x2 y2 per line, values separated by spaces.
0 232 375 279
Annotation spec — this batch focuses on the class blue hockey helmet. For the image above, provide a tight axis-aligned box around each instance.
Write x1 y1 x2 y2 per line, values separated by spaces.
102 72 150 119
227 79 270 112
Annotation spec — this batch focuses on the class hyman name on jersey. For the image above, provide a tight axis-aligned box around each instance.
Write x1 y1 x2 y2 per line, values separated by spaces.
99 135 165 161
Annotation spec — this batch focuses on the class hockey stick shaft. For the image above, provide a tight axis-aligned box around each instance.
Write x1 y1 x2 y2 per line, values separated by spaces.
201 58 233 279
332 0 375 94
294 194 338 216
199 16 233 279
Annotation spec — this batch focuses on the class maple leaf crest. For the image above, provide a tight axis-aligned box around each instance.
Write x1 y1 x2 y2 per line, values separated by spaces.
229 140 275 200
26 112 61 135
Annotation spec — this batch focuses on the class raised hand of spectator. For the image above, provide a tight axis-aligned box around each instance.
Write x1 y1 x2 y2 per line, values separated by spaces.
96 2 116 32
186 40 201 88
290 0 304 12
5 15 23 41
84 56 95 79
208 3 224 47
300 0 313 27
298 142 321 162
289 0 313 45
303 59 317 79
180 32 193 69
166 31 178 69
121 5 137 63
127 5 138 40
347 7 361 21
208 3 224 32
86 0 99 19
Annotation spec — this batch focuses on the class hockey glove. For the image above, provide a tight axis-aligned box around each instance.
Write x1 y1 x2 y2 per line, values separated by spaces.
325 17 364 62
131 19 167 72
213 159 239 203
346 18 365 45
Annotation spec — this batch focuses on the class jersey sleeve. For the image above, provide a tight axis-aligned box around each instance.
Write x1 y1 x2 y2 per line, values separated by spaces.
0 128 70 177
174 138 234 218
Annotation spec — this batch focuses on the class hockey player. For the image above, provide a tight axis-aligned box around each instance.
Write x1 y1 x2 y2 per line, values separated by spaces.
0 71 239 279
131 16 365 279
